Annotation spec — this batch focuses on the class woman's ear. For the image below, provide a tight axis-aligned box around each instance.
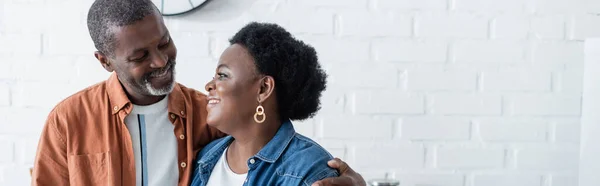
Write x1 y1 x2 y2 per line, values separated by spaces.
257 76 275 103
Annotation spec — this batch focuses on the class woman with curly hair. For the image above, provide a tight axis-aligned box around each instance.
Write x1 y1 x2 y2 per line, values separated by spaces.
190 22 337 186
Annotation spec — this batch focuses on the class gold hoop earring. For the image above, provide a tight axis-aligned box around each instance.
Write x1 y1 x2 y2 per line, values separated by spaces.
254 104 266 123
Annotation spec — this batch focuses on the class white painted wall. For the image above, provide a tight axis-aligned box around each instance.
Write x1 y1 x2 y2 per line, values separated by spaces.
578 38 600 186
1 0 599 185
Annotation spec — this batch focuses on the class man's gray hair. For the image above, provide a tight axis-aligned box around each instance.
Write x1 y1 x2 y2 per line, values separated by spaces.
87 0 158 56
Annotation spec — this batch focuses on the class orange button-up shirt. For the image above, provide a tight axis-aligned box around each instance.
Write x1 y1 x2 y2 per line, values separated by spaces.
31 73 225 186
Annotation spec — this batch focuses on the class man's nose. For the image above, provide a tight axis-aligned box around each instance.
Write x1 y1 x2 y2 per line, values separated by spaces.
150 52 168 68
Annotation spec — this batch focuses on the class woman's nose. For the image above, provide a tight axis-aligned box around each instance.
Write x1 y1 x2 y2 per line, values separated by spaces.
205 79 215 92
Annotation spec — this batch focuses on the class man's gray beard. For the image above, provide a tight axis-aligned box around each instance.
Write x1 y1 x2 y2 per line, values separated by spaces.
119 69 176 97
143 70 176 96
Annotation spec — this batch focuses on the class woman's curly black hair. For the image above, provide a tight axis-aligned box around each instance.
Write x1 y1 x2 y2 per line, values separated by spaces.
229 22 327 121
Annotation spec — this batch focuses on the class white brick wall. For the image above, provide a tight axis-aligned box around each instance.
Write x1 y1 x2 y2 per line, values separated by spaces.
509 94 581 116
453 40 527 64
417 13 489 39
455 0 534 12
473 174 542 186
554 122 581 143
375 0 448 10
573 15 600 40
531 15 566 39
0 139 13 164
0 83 9 107
400 117 471 140
517 148 579 170
374 39 447 62
534 42 584 65
321 116 394 139
353 143 426 169
338 10 412 37
352 91 425 114
482 69 552 91
329 64 398 88
407 69 477 91
305 36 371 63
477 120 549 142
432 93 503 115
552 175 579 186
493 15 529 39
0 0 592 185
438 147 506 169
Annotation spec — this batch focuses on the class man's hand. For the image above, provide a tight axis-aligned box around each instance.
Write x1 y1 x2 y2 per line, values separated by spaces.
312 158 366 186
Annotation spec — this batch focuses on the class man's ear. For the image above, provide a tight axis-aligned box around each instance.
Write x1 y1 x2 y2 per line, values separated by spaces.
94 51 114 72
257 76 275 103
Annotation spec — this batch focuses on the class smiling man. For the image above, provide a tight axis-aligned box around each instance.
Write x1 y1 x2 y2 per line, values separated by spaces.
30 0 365 186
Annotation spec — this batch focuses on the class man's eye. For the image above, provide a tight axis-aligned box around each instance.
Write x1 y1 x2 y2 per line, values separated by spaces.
159 39 170 49
132 52 148 62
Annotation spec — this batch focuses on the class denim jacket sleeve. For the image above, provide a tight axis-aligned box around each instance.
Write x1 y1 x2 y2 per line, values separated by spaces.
302 164 340 186
280 135 340 186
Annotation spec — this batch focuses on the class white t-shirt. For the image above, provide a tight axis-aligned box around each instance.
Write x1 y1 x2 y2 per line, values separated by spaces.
206 147 248 186
124 97 179 186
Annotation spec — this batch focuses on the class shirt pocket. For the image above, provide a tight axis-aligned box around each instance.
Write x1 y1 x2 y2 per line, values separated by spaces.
68 151 111 185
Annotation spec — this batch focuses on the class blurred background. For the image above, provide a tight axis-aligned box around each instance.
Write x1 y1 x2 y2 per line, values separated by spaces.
1 0 600 185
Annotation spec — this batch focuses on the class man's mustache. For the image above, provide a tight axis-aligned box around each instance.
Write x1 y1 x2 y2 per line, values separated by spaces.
145 60 175 79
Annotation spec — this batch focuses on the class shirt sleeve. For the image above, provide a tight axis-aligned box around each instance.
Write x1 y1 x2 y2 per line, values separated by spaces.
31 109 69 186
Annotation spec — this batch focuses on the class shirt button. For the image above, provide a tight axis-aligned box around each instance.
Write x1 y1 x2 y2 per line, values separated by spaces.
170 114 176 119
249 158 255 164
113 106 118 111
180 110 185 115
179 134 185 140
181 162 187 168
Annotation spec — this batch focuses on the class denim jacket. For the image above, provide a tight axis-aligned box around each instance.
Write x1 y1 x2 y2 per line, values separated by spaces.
190 119 339 186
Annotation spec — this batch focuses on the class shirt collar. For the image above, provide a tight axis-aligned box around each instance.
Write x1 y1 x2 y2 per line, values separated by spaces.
105 72 186 118
198 119 296 168
254 119 296 163
106 72 130 114
198 136 234 166
167 81 186 118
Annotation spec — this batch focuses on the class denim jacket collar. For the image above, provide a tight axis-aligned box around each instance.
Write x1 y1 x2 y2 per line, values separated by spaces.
197 119 296 166
197 135 233 168
255 119 295 163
